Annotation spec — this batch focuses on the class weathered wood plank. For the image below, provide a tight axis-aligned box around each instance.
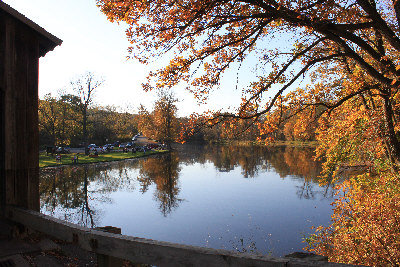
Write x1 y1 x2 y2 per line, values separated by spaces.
0 89 4 215
23 21 40 211
4 13 17 207
0 10 6 215
7 206 352 267
15 21 28 209
1 11 44 211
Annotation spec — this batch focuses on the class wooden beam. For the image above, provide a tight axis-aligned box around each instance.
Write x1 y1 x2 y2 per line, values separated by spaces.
0 2 62 57
0 10 6 214
6 206 351 267
1 12 41 211
4 12 18 209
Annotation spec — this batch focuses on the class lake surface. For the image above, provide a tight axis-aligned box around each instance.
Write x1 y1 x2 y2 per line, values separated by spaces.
40 144 337 257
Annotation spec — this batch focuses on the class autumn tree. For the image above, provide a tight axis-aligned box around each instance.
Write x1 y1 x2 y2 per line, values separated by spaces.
108 107 138 141
38 94 81 147
282 111 317 141
178 113 261 143
39 92 140 147
137 104 154 138
97 0 400 167
38 94 59 147
154 90 178 146
71 72 103 154
137 90 178 147
58 94 82 145
90 106 138 144
97 0 400 264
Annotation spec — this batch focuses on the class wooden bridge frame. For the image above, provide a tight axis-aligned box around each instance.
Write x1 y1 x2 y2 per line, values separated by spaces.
0 1 62 212
7 206 349 267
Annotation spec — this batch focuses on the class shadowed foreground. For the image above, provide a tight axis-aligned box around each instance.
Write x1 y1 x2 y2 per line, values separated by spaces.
0 219 97 266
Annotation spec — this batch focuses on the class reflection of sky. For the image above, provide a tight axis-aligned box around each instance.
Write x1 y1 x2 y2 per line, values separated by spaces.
131 163 331 257
41 157 335 257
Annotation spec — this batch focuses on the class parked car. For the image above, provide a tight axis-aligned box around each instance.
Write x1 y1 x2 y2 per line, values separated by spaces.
103 144 114 151
119 143 126 149
89 146 104 153
112 141 120 147
126 142 134 148
88 144 97 149
147 144 159 150
55 146 70 154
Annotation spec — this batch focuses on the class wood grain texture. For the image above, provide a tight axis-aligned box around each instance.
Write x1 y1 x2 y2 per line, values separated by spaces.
0 6 61 211
7 206 354 267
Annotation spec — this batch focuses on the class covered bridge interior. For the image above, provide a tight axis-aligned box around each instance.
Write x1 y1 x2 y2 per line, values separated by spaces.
0 2 62 214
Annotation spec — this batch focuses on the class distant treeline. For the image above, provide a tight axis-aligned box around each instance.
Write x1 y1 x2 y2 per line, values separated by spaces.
39 94 138 148
179 110 318 144
39 93 318 148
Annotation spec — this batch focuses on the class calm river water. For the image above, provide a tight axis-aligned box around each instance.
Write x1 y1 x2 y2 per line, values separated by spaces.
40 144 337 257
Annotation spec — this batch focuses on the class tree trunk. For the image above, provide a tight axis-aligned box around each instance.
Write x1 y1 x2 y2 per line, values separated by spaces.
83 107 89 155
382 95 400 169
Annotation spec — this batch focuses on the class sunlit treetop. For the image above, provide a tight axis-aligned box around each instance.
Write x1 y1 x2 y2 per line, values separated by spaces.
97 0 400 106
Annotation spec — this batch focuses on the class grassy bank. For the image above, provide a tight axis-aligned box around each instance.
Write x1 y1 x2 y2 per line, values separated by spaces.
39 150 167 168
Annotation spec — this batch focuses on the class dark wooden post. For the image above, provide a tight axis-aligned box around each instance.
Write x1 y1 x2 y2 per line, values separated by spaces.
0 2 61 213
0 9 9 216
95 226 124 267
0 6 7 216
0 88 5 214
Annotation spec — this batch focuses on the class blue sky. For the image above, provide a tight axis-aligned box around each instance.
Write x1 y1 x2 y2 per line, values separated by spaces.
3 0 300 116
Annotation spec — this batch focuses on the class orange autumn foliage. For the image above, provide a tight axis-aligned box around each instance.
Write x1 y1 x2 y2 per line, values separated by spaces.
306 172 400 266
97 0 400 264
137 90 179 145
97 0 400 164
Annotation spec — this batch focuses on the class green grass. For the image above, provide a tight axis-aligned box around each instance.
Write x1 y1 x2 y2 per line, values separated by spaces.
39 150 168 168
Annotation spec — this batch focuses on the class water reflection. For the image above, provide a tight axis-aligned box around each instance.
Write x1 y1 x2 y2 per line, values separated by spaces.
175 145 322 180
138 153 182 216
41 145 333 222
40 144 336 256
177 144 333 199
40 161 139 227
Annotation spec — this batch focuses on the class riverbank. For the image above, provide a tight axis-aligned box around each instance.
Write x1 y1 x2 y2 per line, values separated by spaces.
208 140 318 147
264 140 318 147
39 150 168 168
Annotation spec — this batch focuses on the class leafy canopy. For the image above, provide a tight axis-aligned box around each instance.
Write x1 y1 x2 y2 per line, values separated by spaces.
97 0 400 164
97 1 400 264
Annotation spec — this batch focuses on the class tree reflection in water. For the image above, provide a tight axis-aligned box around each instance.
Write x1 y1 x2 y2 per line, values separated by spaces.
177 144 336 200
40 161 139 228
137 153 182 216
40 165 97 227
40 144 336 227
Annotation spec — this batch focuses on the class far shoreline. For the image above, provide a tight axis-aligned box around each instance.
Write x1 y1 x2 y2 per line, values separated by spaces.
206 140 318 147
39 150 169 168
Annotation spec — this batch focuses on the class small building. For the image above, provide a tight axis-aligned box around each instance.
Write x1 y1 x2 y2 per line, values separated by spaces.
0 2 62 213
